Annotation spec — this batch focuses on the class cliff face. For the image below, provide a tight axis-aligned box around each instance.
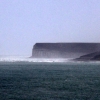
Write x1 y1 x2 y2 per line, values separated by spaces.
31 43 100 58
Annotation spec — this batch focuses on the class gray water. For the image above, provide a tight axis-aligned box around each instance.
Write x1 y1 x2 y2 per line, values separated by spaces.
0 62 100 100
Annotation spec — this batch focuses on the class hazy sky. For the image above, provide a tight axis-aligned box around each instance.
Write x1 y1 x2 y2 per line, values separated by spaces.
0 0 100 56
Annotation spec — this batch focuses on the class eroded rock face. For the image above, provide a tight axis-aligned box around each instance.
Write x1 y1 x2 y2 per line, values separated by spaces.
31 43 100 58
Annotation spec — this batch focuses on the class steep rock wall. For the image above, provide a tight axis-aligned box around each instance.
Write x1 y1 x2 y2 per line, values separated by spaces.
31 43 100 58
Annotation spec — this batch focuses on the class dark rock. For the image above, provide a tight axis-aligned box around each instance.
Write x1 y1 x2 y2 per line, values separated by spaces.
91 53 100 60
75 51 100 61
31 43 100 58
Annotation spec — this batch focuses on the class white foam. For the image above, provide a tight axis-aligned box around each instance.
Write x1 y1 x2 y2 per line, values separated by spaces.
0 56 100 64
0 56 70 62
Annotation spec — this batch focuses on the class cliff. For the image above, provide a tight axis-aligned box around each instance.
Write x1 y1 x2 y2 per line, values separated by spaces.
31 43 100 58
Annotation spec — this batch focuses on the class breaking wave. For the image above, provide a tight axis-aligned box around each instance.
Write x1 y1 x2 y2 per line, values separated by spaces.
0 56 71 63
0 56 100 64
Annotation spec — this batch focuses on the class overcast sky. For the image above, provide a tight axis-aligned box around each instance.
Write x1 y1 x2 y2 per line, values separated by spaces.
0 0 100 56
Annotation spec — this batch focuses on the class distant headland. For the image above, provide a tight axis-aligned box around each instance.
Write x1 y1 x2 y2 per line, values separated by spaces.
31 43 100 61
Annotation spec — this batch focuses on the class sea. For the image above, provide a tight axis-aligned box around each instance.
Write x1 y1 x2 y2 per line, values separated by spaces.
0 56 100 100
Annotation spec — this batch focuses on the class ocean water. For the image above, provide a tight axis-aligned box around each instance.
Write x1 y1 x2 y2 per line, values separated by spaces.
0 56 100 100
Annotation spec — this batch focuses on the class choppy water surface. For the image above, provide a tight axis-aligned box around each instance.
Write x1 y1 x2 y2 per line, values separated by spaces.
0 57 100 100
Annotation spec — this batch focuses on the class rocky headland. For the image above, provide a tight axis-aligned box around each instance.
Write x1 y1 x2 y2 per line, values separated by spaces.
31 43 100 60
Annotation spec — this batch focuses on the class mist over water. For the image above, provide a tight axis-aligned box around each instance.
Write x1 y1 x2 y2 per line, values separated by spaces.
0 56 72 63
0 56 100 65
